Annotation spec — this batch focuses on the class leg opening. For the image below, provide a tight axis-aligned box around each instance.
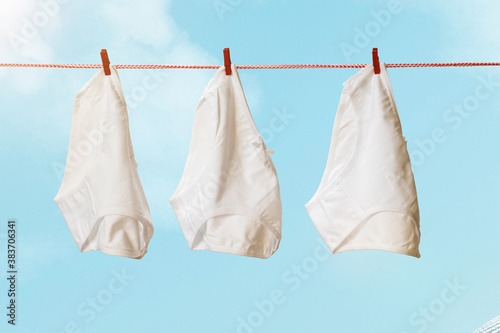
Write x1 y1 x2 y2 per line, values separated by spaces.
335 211 420 258
197 214 280 259
84 214 149 259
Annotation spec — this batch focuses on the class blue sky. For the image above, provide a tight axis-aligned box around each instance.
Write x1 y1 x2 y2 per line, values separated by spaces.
1 0 500 332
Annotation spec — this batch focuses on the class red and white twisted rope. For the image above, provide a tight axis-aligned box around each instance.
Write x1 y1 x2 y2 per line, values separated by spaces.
0 62 499 69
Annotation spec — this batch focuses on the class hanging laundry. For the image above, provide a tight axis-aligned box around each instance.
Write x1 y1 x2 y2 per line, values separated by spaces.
170 64 282 259
305 62 421 258
54 65 154 259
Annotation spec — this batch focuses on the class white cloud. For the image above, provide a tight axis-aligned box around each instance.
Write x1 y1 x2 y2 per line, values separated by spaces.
99 0 177 50
0 0 61 92
410 0 500 61
444 1 500 60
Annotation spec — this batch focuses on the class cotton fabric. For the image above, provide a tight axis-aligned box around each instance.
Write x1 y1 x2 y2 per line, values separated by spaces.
305 63 421 258
170 64 282 259
54 65 153 259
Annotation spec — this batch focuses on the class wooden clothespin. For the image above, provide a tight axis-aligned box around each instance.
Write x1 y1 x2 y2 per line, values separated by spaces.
100 49 111 76
223 48 232 75
372 48 380 75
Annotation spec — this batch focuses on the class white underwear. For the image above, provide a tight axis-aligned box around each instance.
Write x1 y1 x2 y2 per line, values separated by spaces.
54 65 154 259
306 63 421 258
170 64 282 259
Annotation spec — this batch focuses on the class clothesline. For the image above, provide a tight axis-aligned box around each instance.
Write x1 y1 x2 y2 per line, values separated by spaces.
1 62 500 70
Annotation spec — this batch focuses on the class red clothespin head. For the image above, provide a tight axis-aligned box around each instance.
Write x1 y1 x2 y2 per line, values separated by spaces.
372 48 380 75
100 49 111 76
223 48 232 75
